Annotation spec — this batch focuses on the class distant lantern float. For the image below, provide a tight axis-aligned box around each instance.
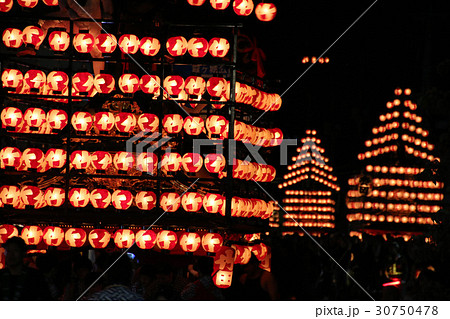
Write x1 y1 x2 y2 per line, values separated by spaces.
135 191 157 211
206 115 228 138
45 148 66 168
20 185 43 207
210 0 230 10
203 193 225 215
2 69 23 90
44 187 65 207
70 150 90 170
65 228 87 248
21 226 43 245
0 0 13 12
205 153 226 173
161 152 181 173
94 112 115 133
114 229 135 248
112 190 133 210
136 152 158 173
1 107 23 131
156 230 178 250
94 74 115 94
24 70 46 91
160 192 181 212
118 34 140 54
187 37 209 58
22 26 45 48
179 232 201 253
139 37 160 56
233 0 253 16
68 188 90 207
90 189 111 209
181 192 203 212
138 113 159 132
2 28 23 48
166 36 188 56
48 30 70 51
208 38 229 58
136 230 157 249
183 116 204 135
187 0 206 5
95 33 117 53
140 75 160 95
202 233 223 254
255 3 277 21
88 229 111 249
72 72 94 93
0 224 19 244
47 71 69 93
162 114 183 134
91 151 112 172
113 151 134 172
17 0 38 8
182 153 203 174
115 112 136 134
1 147 21 168
23 107 46 131
0 186 21 207
163 75 185 97
22 148 44 170
71 112 93 133
73 32 95 53
118 74 140 94
42 226 64 246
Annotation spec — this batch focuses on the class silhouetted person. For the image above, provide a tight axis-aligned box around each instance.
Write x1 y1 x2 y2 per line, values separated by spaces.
239 254 279 300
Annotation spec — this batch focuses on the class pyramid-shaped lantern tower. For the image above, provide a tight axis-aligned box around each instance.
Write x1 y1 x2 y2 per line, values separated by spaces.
278 130 339 233
346 88 444 236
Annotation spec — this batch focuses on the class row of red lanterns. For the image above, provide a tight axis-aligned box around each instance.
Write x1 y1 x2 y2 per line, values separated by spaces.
0 0 57 12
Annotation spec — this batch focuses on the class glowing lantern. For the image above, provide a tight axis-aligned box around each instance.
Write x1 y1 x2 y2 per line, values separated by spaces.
212 246 234 288
182 153 203 173
22 26 45 48
88 229 111 249
156 230 177 250
210 0 230 10
0 186 20 207
269 128 283 146
2 69 23 89
140 75 160 94
179 232 201 253
44 187 65 207
206 115 228 138
21 226 43 245
42 227 64 246
233 0 254 16
187 38 209 58
208 38 229 58
161 152 181 173
18 0 38 7
0 224 19 244
203 193 225 215
72 72 94 93
187 0 206 5
94 112 115 132
112 190 133 210
233 245 251 264
24 70 46 90
163 75 185 96
139 37 160 56
90 189 111 209
181 192 203 212
23 107 45 131
20 185 43 208
2 28 23 48
95 33 117 53
1 107 23 130
0 0 13 12
138 113 159 132
115 112 136 133
162 114 183 134
118 74 140 94
0 147 21 168
48 30 70 51
42 0 59 5
251 243 268 261
69 188 90 207
22 148 44 169
135 191 157 211
65 228 87 247
71 112 93 132
45 148 67 168
160 192 181 212
91 151 112 171
118 34 139 54
47 71 68 93
183 116 204 135
136 152 158 173
213 270 233 289
166 36 188 56
135 230 157 249
207 77 227 98
255 3 277 21
205 153 226 173
73 32 95 53
114 229 135 248
94 74 115 94
113 152 134 172
70 151 90 170
184 76 206 97
202 233 223 254
46 109 68 133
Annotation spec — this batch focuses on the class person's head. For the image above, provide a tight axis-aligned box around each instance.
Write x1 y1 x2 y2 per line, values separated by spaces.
4 236 27 268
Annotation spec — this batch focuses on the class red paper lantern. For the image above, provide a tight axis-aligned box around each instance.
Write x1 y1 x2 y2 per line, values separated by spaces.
42 226 64 246
2 28 23 48
88 229 111 249
94 74 115 94
139 75 160 95
163 75 185 96
202 233 223 253
90 189 112 209
1 147 21 168
0 224 19 244
233 0 254 16
24 70 46 90
184 76 206 96
0 186 20 207
65 228 87 247
118 34 140 54
115 112 136 133
138 113 159 132
48 31 70 51
91 151 112 171
187 38 209 57
23 107 46 130
233 244 251 264
17 0 38 8
255 2 277 21
42 0 59 5
2 69 23 89
204 153 226 173
45 148 66 168
44 187 65 207
113 152 134 172
161 152 181 173
135 230 157 249
179 232 201 253
22 26 45 48
21 226 43 245
136 152 158 173
210 0 230 10
206 115 228 137
46 109 68 132
160 192 181 212
20 185 43 207
113 229 135 248
162 114 183 134
187 0 206 5
94 112 115 132
208 38 229 58
213 270 233 288
112 190 133 210
1 107 23 129
203 193 225 215
73 33 95 53
139 37 161 56
166 36 188 56
22 148 44 169
207 77 227 98
181 192 203 212
214 246 235 271
182 153 203 173
71 112 93 132
183 116 204 135
0 0 13 12
95 33 117 53
70 151 90 170
156 230 177 250
118 74 140 94
251 242 268 261
72 72 94 93
69 188 90 207
135 191 157 210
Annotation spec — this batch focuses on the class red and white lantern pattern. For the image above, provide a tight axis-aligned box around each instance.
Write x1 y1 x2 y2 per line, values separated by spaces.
0 0 13 12
187 37 209 58
163 75 185 96
136 230 157 249
2 28 23 48
160 192 180 212
202 233 223 253
187 0 206 5
139 37 160 56
206 115 228 136
213 246 235 288
233 0 254 16
89 229 111 249
163 114 183 134
0 186 21 207
91 151 112 171
71 112 93 132
42 226 64 246
161 152 181 173
184 76 206 96
114 229 135 248
65 228 87 247
21 225 43 245
233 244 251 264
113 152 134 171
182 153 203 173
111 190 133 210
210 0 230 10
68 188 90 207
166 36 188 56
135 191 156 210
44 187 65 207
183 116 204 135
208 38 229 58
70 151 90 170
255 2 277 22
22 26 45 48
181 192 203 212
94 112 115 132
118 74 140 94
95 34 117 53
46 109 68 132
179 232 201 252
73 33 95 53
94 74 115 94
22 148 44 169
72 72 94 93
118 34 140 54
115 112 136 133
1 107 23 129
156 230 177 250
207 77 227 98
90 189 112 209
17 0 38 8
140 75 160 94
0 147 21 168
0 224 19 244
48 31 70 51
136 152 157 173
24 107 46 129
203 193 225 215
2 69 23 89
45 148 66 168
205 153 226 173
138 113 159 132
24 70 46 90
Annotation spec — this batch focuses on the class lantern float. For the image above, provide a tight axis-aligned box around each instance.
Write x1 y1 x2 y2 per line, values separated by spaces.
0 0 13 12
201 233 223 254
88 229 111 249
182 153 203 174
255 2 277 21
48 30 70 51
136 152 158 174
0 224 19 244
94 112 115 133
179 232 201 253
71 112 93 133
160 192 181 212
203 193 225 215
135 191 157 211
68 188 90 208
1 107 23 131
45 148 67 169
113 152 134 172
156 230 178 250
140 75 160 95
115 112 136 134
113 229 135 248
138 113 159 132
44 187 65 207
22 148 44 170
187 37 209 58
210 0 230 10
135 230 157 249
204 153 226 173
2 28 23 48
70 150 91 170
95 33 117 53
208 38 229 58
65 228 87 248
94 74 115 94
2 69 23 90
183 116 204 135
111 190 133 210
118 34 140 54
233 0 254 16
181 192 203 212
139 37 161 56
161 152 182 174
91 151 112 172
166 36 188 57
73 32 95 53
21 225 43 245
162 114 183 134
22 26 45 48
90 189 112 209
118 74 140 94
42 226 64 246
